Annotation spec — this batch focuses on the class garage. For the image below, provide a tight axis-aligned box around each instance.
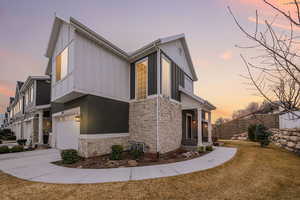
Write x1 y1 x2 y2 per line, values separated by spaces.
53 108 80 150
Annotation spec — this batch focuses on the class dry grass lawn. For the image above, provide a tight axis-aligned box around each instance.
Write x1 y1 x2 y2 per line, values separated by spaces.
1 140 300 200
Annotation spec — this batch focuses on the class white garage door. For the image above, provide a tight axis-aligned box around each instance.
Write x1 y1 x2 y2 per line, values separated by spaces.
55 115 80 150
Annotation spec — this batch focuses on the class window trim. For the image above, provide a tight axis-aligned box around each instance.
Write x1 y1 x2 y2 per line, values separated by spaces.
186 113 193 139
135 57 149 100
161 54 172 98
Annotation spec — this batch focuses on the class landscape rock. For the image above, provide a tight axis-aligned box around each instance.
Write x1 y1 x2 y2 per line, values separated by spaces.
127 160 138 167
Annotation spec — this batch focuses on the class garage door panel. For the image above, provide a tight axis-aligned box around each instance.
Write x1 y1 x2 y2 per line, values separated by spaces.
55 115 80 150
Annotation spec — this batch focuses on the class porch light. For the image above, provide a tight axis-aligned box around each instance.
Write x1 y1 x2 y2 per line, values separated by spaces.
193 120 196 124
74 115 80 122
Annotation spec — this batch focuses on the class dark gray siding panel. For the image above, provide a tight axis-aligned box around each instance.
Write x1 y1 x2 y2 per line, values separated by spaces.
52 95 129 134
36 80 51 106
171 63 182 101
130 63 135 99
85 95 129 134
148 52 157 95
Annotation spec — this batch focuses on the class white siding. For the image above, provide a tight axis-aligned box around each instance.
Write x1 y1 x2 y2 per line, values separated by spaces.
51 23 76 101
74 33 130 101
159 40 193 78
184 75 193 93
279 111 300 129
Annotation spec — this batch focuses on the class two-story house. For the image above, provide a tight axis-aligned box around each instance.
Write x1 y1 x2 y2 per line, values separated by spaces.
45 16 215 158
9 76 51 146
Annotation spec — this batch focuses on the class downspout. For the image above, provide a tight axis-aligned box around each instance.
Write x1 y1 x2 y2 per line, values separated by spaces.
156 47 161 156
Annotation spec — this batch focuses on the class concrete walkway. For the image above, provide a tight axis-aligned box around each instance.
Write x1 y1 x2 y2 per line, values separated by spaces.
0 147 237 184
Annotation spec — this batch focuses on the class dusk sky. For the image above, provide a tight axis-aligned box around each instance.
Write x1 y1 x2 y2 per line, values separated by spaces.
0 0 294 121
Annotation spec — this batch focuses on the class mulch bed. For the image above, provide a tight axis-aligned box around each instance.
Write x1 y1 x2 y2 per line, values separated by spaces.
53 148 211 169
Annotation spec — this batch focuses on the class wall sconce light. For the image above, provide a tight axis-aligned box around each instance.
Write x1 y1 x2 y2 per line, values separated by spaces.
74 115 80 122
192 120 196 125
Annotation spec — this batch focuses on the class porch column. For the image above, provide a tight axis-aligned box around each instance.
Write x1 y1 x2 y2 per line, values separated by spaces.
197 108 203 146
208 112 212 144
38 110 43 144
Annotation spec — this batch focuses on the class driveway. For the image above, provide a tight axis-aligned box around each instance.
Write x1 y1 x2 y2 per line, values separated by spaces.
0 147 236 184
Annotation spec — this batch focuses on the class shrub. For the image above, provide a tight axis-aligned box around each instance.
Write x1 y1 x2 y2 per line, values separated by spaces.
0 140 2 144
197 146 206 153
61 149 80 164
110 145 124 160
248 124 257 141
0 146 10 154
206 146 213 151
255 124 271 147
10 145 24 153
130 148 143 159
6 136 16 140
17 139 27 146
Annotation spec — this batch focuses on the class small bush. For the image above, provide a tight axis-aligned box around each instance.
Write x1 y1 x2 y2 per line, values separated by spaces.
110 145 123 160
61 149 80 164
206 146 213 151
10 145 24 153
197 146 206 153
17 139 27 146
0 146 10 154
6 136 16 140
248 124 257 141
130 148 143 159
0 140 2 144
255 124 271 147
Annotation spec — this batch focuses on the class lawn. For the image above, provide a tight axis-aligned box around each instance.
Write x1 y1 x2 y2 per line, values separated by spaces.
1 141 300 200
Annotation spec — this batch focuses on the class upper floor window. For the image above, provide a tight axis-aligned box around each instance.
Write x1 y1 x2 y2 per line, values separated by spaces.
30 85 34 103
56 47 69 81
135 58 148 100
161 55 171 98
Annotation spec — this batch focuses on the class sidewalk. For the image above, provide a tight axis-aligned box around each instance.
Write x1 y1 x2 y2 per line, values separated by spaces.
0 147 237 184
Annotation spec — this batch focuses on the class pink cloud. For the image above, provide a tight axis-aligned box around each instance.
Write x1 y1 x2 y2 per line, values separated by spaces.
248 16 300 31
220 51 233 60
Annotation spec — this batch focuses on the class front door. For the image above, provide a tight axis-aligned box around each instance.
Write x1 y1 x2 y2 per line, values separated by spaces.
186 114 192 139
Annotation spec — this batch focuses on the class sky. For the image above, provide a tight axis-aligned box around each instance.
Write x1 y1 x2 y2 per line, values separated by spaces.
0 0 295 121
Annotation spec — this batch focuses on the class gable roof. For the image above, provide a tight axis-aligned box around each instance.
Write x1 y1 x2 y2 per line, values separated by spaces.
44 17 198 81
20 76 50 93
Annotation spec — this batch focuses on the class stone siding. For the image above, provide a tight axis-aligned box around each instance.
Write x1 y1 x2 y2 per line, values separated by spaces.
129 96 182 154
270 129 300 154
213 114 279 139
79 136 129 158
129 97 158 152
158 97 182 153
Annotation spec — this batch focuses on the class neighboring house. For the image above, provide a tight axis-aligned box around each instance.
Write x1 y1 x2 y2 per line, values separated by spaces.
44 16 215 158
279 110 300 129
9 76 51 145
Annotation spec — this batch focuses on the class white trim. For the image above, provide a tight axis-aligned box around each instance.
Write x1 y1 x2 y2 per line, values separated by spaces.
135 57 149 100
52 107 80 117
186 113 192 139
79 133 129 139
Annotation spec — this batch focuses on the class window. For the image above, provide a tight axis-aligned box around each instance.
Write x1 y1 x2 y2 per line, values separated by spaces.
56 47 69 81
135 58 148 100
30 85 34 103
19 98 23 113
162 55 171 97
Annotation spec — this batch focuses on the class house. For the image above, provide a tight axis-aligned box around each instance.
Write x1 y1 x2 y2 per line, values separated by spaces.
8 76 51 145
45 16 216 158
0 114 5 128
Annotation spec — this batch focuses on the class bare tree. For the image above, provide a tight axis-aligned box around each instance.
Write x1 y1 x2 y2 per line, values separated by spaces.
228 0 300 118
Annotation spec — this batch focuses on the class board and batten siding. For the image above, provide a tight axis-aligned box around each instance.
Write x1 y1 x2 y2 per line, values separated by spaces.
159 40 193 79
51 22 76 101
74 33 130 101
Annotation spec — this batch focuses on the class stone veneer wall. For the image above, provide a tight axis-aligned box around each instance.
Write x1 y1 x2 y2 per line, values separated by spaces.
129 97 158 153
79 136 129 158
158 97 182 153
270 128 300 154
129 96 182 154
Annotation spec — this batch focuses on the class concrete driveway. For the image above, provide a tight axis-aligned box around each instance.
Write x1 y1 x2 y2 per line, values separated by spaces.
0 147 237 184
